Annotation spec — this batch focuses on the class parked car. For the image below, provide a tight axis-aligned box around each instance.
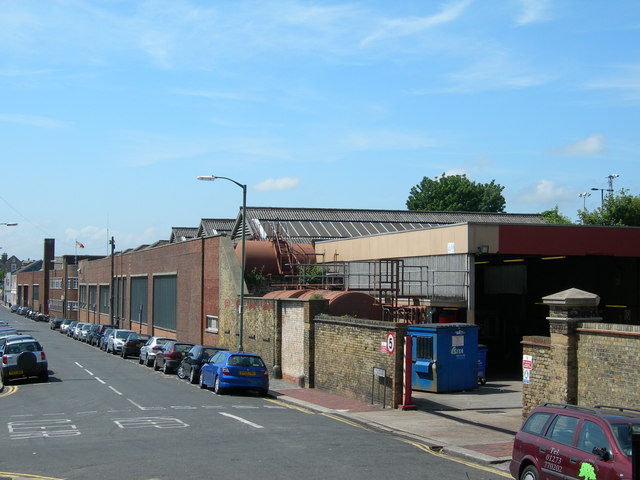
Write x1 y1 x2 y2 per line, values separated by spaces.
77 323 93 342
72 322 89 340
510 402 640 480
58 318 72 334
0 334 34 352
1 337 48 383
66 321 79 337
49 317 64 330
106 329 135 354
102 329 123 352
139 337 172 367
99 329 115 350
120 333 150 359
89 324 114 346
10 305 19 313
199 351 269 396
177 345 228 384
153 341 195 374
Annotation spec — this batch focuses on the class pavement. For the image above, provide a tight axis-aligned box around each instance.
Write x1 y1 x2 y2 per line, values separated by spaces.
269 377 523 473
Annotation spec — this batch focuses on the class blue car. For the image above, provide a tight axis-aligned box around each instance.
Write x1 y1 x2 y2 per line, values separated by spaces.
199 351 269 396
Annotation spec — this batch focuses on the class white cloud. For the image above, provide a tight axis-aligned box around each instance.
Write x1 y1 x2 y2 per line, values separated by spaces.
515 0 552 26
360 0 474 46
443 168 467 177
552 134 607 156
0 114 68 129
517 179 573 203
254 177 300 192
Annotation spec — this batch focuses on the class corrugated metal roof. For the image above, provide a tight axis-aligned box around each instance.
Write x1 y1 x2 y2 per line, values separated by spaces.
228 207 546 243
170 227 198 243
197 218 235 237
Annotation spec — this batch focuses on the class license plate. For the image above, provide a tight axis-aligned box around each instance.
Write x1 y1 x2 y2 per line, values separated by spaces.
239 371 255 376
9 370 23 376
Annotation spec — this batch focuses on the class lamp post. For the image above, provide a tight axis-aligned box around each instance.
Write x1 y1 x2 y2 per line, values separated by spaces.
578 192 591 209
197 175 247 352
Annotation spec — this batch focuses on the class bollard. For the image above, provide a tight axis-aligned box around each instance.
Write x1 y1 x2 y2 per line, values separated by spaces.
633 433 640 480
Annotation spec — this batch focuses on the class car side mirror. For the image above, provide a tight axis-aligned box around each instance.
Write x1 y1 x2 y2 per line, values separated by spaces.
592 446 611 461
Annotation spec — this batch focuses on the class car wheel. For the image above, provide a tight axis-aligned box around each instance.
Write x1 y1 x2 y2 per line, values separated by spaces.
163 363 170 374
138 354 143 364
520 465 539 480
198 372 207 389
153 359 160 371
214 376 224 395
39 371 49 382
189 368 197 384
177 365 186 379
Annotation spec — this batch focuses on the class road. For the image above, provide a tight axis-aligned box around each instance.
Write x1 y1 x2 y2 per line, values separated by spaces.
0 308 507 480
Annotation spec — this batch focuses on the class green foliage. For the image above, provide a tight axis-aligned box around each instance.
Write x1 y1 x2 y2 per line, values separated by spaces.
245 267 268 292
578 189 640 226
308 293 325 300
297 264 326 285
540 205 573 225
406 173 506 212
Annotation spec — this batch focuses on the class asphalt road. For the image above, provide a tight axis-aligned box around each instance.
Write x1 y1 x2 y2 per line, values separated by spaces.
0 309 508 480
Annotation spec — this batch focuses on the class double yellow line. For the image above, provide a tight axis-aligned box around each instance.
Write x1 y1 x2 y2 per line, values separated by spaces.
0 385 18 397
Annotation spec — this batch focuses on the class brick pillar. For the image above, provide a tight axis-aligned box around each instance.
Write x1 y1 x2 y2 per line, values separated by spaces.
542 288 601 405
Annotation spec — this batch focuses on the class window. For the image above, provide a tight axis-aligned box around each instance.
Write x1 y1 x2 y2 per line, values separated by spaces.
49 299 63 312
32 284 40 302
416 336 434 359
50 278 62 289
153 275 177 331
546 415 580 445
67 301 78 312
206 315 219 333
89 285 97 311
79 285 87 309
99 285 110 314
522 412 553 436
577 421 610 453
130 277 148 324
67 278 78 290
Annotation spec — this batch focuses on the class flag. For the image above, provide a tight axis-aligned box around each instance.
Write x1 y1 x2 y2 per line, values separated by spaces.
76 241 85 249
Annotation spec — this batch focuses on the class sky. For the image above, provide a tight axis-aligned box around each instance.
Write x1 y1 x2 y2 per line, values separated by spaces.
1 0 639 261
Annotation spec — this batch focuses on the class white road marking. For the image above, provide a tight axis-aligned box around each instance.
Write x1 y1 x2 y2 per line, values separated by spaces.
219 412 264 429
127 398 166 411
95 377 106 384
75 362 83 368
171 406 197 410
232 405 260 409
8 419 81 439
84 369 93 375
108 386 123 396
113 417 189 429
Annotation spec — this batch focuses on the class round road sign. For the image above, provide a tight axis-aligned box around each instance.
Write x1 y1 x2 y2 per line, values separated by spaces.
386 333 395 354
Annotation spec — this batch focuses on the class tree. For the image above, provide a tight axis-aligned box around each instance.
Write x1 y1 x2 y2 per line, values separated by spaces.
578 189 640 226
541 205 573 225
406 173 506 212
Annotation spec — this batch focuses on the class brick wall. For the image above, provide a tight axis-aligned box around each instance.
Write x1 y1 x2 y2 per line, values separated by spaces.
521 336 550 415
577 323 640 408
313 315 406 408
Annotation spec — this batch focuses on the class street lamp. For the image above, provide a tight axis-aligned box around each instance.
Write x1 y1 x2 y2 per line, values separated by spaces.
197 175 247 352
578 192 591 209
590 188 606 207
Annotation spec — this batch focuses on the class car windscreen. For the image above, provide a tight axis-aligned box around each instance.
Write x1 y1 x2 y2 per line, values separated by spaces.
175 344 194 353
116 331 134 339
228 355 265 368
610 421 640 456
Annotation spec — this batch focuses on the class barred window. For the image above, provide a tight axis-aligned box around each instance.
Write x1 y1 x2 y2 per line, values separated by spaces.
67 301 78 312
67 278 78 290
206 315 219 333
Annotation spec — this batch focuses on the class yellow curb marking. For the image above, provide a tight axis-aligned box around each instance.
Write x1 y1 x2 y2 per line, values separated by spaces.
402 440 512 478
0 385 19 397
263 397 316 415
0 473 64 480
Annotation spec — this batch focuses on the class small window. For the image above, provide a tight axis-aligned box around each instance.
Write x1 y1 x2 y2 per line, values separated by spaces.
546 414 580 445
522 412 553 436
577 420 610 453
206 315 219 333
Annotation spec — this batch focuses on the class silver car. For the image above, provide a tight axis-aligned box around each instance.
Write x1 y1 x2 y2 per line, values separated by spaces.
139 337 172 367
106 329 135 355
78 323 92 342
1 337 48 383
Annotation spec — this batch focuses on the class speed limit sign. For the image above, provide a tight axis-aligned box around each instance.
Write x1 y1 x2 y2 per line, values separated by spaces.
386 333 395 354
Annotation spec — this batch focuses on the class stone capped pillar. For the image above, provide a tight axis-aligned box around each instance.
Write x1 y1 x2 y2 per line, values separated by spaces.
542 288 601 405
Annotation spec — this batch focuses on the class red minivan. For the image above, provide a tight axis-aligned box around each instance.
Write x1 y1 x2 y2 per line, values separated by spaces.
510 403 640 480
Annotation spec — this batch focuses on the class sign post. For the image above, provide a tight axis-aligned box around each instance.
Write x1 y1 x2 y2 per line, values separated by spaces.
399 335 416 410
